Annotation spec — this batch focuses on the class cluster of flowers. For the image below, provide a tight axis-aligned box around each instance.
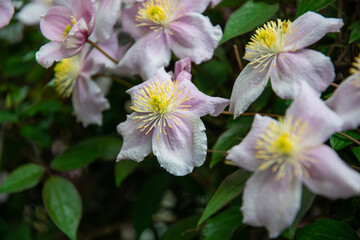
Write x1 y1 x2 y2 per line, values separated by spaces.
2 0 360 238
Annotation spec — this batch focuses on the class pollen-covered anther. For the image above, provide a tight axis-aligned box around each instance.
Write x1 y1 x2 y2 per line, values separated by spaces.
53 56 81 97
63 16 78 37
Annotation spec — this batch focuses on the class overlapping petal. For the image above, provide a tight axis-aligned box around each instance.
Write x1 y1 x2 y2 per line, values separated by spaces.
0 0 14 28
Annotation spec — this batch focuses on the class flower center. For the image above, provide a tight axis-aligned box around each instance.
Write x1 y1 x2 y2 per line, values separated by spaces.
245 19 292 71
53 56 81 97
131 78 191 137
255 116 311 180
64 16 77 38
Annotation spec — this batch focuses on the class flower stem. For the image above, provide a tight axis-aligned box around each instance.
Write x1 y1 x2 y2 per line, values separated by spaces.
222 111 283 118
233 44 243 71
86 39 118 64
337 131 360 146
330 83 339 88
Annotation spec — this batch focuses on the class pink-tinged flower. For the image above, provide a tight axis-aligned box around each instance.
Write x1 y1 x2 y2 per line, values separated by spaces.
226 82 360 238
117 0 223 79
36 0 96 68
0 0 14 28
16 0 53 26
326 55 360 130
117 59 229 176
229 11 343 118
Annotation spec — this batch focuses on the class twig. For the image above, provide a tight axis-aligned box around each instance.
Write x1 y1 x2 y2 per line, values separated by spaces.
330 83 339 88
86 39 118 64
337 131 360 146
233 44 243 71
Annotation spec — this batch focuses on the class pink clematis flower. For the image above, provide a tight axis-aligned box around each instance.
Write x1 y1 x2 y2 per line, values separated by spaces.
227 82 360 238
116 59 229 176
0 0 14 28
229 11 343 118
326 54 360 130
117 0 223 79
36 0 96 68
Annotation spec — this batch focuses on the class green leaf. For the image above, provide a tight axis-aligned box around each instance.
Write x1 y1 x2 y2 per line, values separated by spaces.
20 124 52 147
330 131 360 151
220 1 279 44
198 170 251 226
42 176 82 240
296 0 335 17
21 99 62 117
115 160 138 187
296 218 359 240
0 163 44 194
202 206 243 240
161 216 199 240
0 110 18 124
349 22 360 44
352 147 360 163
51 137 122 171
132 174 171 237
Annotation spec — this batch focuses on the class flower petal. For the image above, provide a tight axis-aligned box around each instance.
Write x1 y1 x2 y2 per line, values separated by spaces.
174 58 191 80
121 2 152 39
16 2 50 26
303 145 360 199
117 113 153 162
227 114 276 171
72 76 110 127
229 64 270 118
284 11 343 51
242 170 302 238
326 75 360 130
178 0 211 14
152 114 207 176
286 81 343 144
270 49 335 99
72 0 96 29
0 0 14 28
40 6 73 41
169 13 222 64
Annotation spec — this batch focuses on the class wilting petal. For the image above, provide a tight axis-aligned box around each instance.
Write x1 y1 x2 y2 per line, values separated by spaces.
227 114 276 171
36 41 80 68
169 13 222 64
271 49 335 99
242 170 302 238
117 113 153 162
40 6 73 41
284 11 343 51
304 145 360 199
326 75 360 130
152 114 207 176
72 76 110 127
16 2 51 26
117 32 171 79
286 81 343 144
0 0 14 28
229 64 271 118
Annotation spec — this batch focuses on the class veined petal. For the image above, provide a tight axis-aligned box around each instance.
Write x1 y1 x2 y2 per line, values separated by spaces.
0 0 14 28
242 170 302 238
121 2 152 39
62 18 89 50
152 114 207 176
227 114 276 171
229 64 271 118
40 6 73 41
72 0 96 29
304 145 360 199
169 13 222 64
283 11 343 51
117 113 153 162
72 76 110 127
270 49 335 99
16 2 51 26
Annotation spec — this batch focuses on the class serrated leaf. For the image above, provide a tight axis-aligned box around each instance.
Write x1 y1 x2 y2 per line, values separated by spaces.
0 163 44 194
42 176 82 240
198 170 251 226
51 137 122 171
202 206 243 240
296 0 335 17
330 131 360 151
221 1 279 44
349 22 360 43
296 218 359 240
115 160 138 187
161 216 199 240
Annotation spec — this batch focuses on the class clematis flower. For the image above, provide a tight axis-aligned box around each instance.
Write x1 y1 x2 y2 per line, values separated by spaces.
36 0 96 68
0 0 14 28
117 0 223 79
227 82 360 238
229 11 343 118
326 54 360 130
116 58 229 176
16 0 53 26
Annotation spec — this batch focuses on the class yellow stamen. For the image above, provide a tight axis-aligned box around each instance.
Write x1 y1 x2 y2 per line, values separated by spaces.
53 56 81 97
64 16 77 38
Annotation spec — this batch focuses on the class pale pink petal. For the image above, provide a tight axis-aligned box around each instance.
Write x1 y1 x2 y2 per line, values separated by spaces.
169 13 222 64
16 2 51 26
152 114 207 176
117 113 153 162
229 64 271 118
0 0 14 28
40 6 73 41
62 18 89 50
242 170 302 238
121 2 151 39
72 0 96 28
117 32 171 79
210 0 222 7
81 57 103 77
53 0 73 8
283 11 343 51
72 76 110 127
178 0 211 14
226 114 276 171
286 81 343 144
303 145 360 199
174 58 191 80
326 75 360 130
270 49 335 99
